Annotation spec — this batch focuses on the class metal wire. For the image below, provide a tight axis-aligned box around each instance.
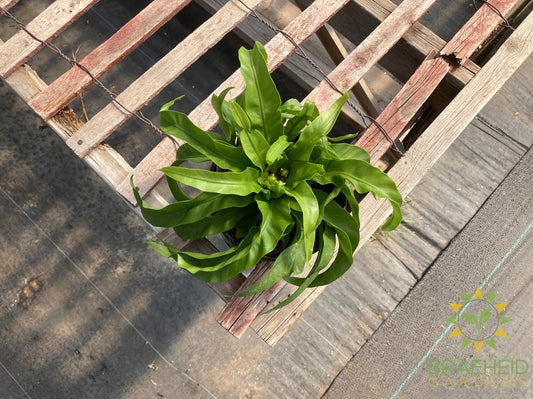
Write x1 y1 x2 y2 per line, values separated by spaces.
472 0 515 30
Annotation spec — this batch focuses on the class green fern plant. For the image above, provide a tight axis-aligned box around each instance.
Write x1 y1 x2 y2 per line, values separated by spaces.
132 42 402 310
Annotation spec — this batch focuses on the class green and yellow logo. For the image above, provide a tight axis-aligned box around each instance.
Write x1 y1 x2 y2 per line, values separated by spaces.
446 286 512 354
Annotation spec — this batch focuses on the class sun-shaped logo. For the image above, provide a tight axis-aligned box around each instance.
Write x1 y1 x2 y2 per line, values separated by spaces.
446 286 511 354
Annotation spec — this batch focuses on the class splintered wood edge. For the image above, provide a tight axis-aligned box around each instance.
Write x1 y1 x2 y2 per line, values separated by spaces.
251 9 533 346
357 0 522 164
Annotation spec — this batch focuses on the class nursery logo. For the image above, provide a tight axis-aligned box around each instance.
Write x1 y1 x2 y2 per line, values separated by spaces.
446 286 512 354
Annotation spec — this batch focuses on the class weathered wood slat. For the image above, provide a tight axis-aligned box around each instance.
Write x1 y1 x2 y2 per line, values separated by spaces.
359 10 533 246
199 0 374 131
0 0 101 77
115 0 351 203
216 260 286 338
299 0 479 90
307 0 438 111
64 0 263 158
358 0 521 164
291 238 417 354
28 0 192 121
0 0 20 13
376 119 525 279
293 0 380 117
441 0 522 61
358 55 450 163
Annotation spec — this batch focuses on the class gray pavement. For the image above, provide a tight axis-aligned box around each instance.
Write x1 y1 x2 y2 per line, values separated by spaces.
324 147 533 398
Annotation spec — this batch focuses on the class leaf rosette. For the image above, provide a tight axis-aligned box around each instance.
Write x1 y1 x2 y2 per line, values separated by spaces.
132 42 403 309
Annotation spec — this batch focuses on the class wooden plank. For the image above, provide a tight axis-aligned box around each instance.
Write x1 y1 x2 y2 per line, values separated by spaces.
358 55 450 163
307 0 438 111
216 260 286 338
252 8 533 345
441 0 524 61
376 120 524 278
0 0 20 13
0 0 101 77
292 0 380 117
359 9 533 258
115 0 351 203
64 0 263 158
28 0 192 121
295 239 416 355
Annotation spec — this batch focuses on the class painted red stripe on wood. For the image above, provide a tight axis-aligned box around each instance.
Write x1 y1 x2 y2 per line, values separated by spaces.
0 0 101 77
441 0 519 61
29 0 192 120
216 260 285 338
357 56 450 163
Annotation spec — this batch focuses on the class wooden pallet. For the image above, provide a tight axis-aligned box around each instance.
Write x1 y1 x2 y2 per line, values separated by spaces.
1 0 531 346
